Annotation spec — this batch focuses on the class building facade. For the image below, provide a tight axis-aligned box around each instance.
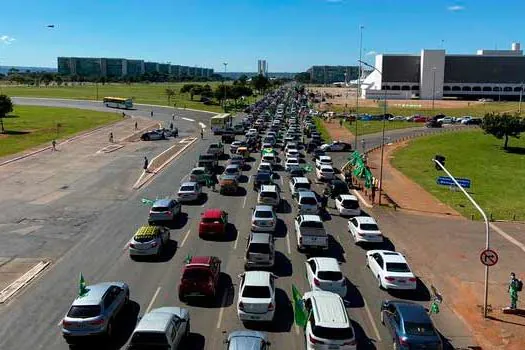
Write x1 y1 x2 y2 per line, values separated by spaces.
362 42 525 100
257 59 268 77
57 57 213 79
307 66 359 84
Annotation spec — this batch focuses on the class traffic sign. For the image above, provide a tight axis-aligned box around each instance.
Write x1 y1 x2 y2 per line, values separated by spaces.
480 249 499 266
436 176 471 189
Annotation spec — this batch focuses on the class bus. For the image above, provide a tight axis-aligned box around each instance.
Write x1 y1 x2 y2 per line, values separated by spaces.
210 113 233 134
103 97 133 109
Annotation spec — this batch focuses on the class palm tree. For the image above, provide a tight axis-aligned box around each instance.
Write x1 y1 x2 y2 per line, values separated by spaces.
165 88 176 105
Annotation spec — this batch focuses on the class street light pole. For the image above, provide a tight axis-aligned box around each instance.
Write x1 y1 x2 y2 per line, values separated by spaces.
223 62 228 110
432 67 436 111
433 158 491 318
355 25 364 150
519 82 523 114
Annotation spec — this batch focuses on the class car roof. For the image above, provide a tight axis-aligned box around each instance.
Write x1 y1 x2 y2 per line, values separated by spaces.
202 208 223 218
309 291 349 327
250 232 272 244
312 257 341 272
225 164 240 169
191 167 206 172
244 271 271 286
293 177 310 183
319 155 331 159
260 185 278 192
390 301 432 323
254 204 273 211
134 307 184 332
339 194 358 201
320 165 333 170
72 282 115 305
153 199 172 207
180 181 197 187
259 162 271 166
228 330 267 348
377 250 406 263
355 216 376 225
287 157 299 162
300 214 322 222
298 191 317 198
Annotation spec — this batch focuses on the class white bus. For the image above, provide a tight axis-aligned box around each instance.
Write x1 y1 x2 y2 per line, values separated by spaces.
210 113 232 134
103 97 133 109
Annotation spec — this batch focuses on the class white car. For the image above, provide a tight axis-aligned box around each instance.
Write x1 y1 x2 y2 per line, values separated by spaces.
315 164 335 181
223 164 242 180
437 116 454 124
237 271 276 323
177 181 202 202
315 155 333 167
251 205 277 232
366 250 417 290
335 194 361 216
286 148 300 159
285 157 300 171
284 142 298 153
189 167 208 184
320 141 351 152
305 257 347 297
246 128 258 137
257 162 273 175
348 216 383 244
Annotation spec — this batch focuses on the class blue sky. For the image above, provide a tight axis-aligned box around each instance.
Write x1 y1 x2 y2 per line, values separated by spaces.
0 0 523 72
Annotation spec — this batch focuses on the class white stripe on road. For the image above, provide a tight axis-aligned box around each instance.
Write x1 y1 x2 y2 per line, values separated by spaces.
146 286 161 313
181 117 195 122
179 229 191 248
242 196 247 208
490 223 525 254
363 297 382 342
286 232 292 255
280 177 284 186
233 231 240 250
216 292 229 329
247 176 252 184
294 325 300 334
199 122 206 129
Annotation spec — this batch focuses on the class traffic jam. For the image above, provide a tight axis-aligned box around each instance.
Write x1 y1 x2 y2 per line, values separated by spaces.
60 87 445 350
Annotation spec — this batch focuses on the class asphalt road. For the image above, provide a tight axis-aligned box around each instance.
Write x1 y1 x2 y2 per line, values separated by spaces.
0 99 474 350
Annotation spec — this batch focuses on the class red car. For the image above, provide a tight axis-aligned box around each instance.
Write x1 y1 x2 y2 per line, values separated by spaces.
413 116 428 123
178 256 221 302
199 209 228 238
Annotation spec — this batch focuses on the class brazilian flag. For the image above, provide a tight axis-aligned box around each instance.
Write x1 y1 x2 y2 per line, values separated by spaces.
79 273 89 297
292 285 308 328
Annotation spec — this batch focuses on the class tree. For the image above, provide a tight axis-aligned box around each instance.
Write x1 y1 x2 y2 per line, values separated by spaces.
0 95 14 133
165 88 176 105
237 74 248 85
214 85 232 105
294 72 311 84
251 74 271 94
200 84 213 98
189 85 203 100
481 112 525 149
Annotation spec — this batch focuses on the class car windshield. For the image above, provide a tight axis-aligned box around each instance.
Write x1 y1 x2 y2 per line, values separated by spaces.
360 223 379 231
386 263 411 273
256 174 271 181
225 168 238 174
288 159 299 164
134 234 157 243
151 206 169 212
180 186 195 192
300 220 323 228
260 192 277 199
318 271 343 281
130 332 169 346
312 325 354 340
341 200 359 209
300 197 317 205
404 322 436 337
242 286 271 298
183 268 211 281
67 305 101 318
255 210 273 218
296 183 310 190
248 243 271 254
201 217 222 224
192 170 204 175
321 168 334 173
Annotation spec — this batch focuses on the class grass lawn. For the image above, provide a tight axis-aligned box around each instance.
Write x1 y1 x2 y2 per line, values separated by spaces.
391 129 525 220
314 117 332 142
344 120 424 136
0 105 121 157
0 82 256 113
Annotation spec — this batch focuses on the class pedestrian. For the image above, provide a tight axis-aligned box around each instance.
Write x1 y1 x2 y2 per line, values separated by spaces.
339 118 343 127
143 156 149 173
134 121 138 131
321 193 328 212
212 173 219 192
172 113 175 121
169 122 174 131
200 129 204 139
51 140 57 151
150 110 154 118
122 112 126 118
508 272 522 309
371 185 376 204
109 132 114 143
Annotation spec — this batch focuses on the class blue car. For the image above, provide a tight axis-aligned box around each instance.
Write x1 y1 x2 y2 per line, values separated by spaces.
380 300 443 350
225 330 271 349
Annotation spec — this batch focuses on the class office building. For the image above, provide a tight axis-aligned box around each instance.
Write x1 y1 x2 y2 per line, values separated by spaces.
307 66 359 84
57 57 213 79
362 42 525 100
258 59 268 77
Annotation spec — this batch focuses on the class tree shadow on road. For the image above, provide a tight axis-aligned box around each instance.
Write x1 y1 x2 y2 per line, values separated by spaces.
273 251 293 277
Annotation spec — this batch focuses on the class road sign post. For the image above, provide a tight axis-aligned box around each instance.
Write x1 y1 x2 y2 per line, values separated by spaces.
480 249 499 267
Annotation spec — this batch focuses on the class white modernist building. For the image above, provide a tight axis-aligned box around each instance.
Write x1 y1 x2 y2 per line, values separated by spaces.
362 42 525 100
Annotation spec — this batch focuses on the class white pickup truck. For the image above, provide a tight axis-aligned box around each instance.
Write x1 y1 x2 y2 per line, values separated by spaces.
294 215 329 252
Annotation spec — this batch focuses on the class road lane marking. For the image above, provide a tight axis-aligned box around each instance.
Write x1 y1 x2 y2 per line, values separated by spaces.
180 229 191 248
233 231 240 250
181 117 195 122
363 297 382 342
490 223 525 254
199 122 206 129
242 196 247 208
247 176 252 184
216 292 229 329
146 286 161 313
280 177 284 186
286 232 291 254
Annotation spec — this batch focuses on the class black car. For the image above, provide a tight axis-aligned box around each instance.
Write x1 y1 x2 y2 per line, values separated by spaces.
330 179 349 197
465 118 482 125
221 129 236 143
288 166 305 178
425 120 442 128
312 149 326 161
252 172 274 191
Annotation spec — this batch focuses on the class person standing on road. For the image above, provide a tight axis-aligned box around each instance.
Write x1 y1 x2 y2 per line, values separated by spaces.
172 113 175 121
51 140 57 151
200 128 204 139
134 121 138 131
169 122 174 131
150 110 154 118
143 156 149 173
109 132 114 143
508 272 522 309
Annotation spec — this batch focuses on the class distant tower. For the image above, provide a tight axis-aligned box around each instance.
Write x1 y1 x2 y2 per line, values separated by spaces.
258 59 268 77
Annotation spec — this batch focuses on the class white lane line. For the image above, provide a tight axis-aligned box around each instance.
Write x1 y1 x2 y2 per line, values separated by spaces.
199 122 206 129
233 231 240 250
146 286 161 314
363 297 382 342
179 229 191 248
490 223 525 254
280 177 284 186
242 196 247 208
247 176 252 184
181 117 195 122
216 292 229 329
286 232 292 255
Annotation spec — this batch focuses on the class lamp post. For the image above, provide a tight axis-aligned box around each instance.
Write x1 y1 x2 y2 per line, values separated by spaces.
519 82 523 114
432 158 491 318
359 59 386 205
432 67 436 111
222 62 228 110
355 25 364 150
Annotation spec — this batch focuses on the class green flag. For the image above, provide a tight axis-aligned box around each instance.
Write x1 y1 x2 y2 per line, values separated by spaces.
364 168 373 189
429 300 440 314
301 164 313 173
292 285 308 328
141 198 155 205
79 273 89 297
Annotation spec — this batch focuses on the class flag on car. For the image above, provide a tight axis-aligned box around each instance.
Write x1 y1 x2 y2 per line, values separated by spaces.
79 273 89 297
141 198 155 205
292 284 308 327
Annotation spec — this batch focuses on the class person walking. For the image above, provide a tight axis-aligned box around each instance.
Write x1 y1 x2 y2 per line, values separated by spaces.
200 128 204 139
134 121 138 131
109 132 114 143
371 185 377 204
169 122 174 131
339 118 343 127
212 173 219 192
508 272 522 309
143 156 149 173
321 193 328 213
51 140 57 151
172 113 175 121
150 110 154 118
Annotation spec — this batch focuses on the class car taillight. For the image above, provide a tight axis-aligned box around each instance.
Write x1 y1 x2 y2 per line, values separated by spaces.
399 336 409 346
165 211 172 216
268 302 274 311
62 319 72 328
129 243 135 248
385 276 396 281
239 302 245 311
408 277 417 282
299 237 303 245
151 241 158 247
90 318 105 326
343 339 356 346
309 335 325 344
313 278 321 286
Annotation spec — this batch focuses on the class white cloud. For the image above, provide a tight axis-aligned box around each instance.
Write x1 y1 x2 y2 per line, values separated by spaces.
366 51 377 56
326 0 343 3
447 5 465 11
0 35 15 44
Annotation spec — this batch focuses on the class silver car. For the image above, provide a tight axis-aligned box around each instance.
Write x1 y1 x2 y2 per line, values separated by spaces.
148 199 181 225
61 282 129 344
225 330 271 350
177 182 202 202
245 232 275 270
251 205 277 232
223 164 242 180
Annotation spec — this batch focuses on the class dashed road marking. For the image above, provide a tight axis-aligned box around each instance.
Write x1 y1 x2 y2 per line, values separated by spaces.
286 232 292 254
146 286 161 313
181 117 195 122
242 196 247 208
233 231 240 250
216 292 229 329
364 297 382 342
180 229 191 248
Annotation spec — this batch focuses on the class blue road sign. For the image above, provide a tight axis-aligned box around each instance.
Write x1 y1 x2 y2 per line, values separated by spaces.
436 176 471 188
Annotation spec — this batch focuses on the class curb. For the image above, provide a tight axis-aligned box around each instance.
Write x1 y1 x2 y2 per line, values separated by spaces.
133 137 198 190
0 260 50 304
352 189 373 208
